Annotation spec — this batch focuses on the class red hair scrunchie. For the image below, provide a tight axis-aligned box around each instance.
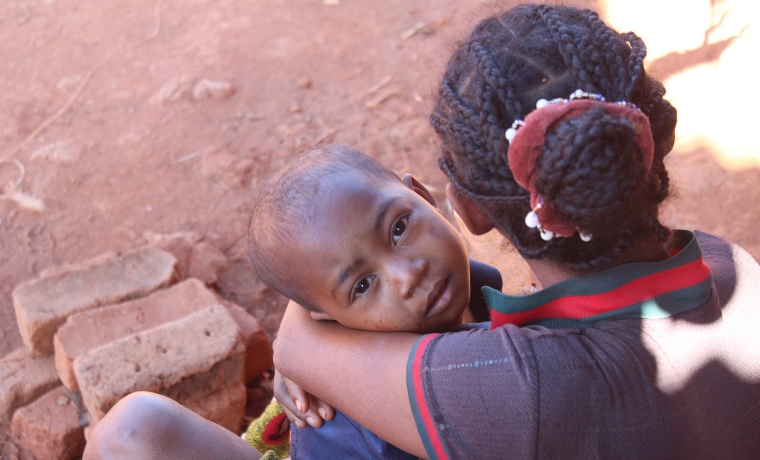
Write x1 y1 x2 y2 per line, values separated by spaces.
505 90 655 240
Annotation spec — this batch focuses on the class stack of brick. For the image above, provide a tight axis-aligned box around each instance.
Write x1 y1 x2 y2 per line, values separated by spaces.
13 247 179 356
4 241 273 459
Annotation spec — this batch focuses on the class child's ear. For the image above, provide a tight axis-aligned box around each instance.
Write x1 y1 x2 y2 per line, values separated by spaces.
446 183 496 235
310 310 336 321
403 174 437 208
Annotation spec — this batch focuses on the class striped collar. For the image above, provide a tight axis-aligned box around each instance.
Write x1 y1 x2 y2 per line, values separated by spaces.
485 231 713 329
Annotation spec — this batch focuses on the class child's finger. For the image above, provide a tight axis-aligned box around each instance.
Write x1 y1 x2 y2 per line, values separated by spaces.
273 372 325 427
283 374 311 414
279 403 307 429
310 396 336 422
273 372 303 419
279 393 324 428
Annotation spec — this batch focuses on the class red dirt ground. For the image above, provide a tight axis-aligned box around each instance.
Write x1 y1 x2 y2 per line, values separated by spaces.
1 0 758 457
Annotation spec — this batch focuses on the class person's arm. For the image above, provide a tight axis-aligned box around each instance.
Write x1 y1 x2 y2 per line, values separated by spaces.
274 301 426 457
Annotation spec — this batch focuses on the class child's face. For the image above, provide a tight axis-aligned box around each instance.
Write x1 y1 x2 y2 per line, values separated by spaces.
283 172 471 334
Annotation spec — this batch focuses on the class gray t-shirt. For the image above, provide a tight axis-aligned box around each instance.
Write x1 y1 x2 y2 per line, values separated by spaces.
406 231 760 459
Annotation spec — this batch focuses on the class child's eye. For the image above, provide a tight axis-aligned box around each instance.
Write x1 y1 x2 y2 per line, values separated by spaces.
351 275 376 302
391 215 408 245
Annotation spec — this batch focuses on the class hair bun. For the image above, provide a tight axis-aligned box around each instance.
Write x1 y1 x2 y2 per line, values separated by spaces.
535 106 646 232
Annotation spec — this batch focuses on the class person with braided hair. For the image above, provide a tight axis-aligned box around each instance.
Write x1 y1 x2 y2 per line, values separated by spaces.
272 3 760 459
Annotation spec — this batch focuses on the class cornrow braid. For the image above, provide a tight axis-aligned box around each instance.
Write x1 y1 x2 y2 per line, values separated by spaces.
468 41 524 185
619 32 647 101
431 3 678 273
468 39 525 120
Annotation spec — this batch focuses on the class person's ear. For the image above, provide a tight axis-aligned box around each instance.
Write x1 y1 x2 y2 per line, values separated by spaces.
403 174 437 208
309 310 336 321
446 183 495 235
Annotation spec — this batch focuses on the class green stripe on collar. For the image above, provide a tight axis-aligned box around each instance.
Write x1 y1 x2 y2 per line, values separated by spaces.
486 231 712 328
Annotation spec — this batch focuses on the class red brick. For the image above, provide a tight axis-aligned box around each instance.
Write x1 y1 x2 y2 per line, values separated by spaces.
74 305 244 422
153 235 229 285
13 247 178 355
185 382 246 433
54 279 270 390
0 348 59 421
222 301 273 382
187 241 229 285
193 241 229 274
54 279 220 391
152 235 194 278
11 386 85 460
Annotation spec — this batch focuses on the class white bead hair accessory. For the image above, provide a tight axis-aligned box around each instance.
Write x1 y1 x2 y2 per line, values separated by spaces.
525 197 555 240
539 227 555 241
524 210 539 228
507 89 609 145
505 120 525 144
535 97 568 109
569 89 605 102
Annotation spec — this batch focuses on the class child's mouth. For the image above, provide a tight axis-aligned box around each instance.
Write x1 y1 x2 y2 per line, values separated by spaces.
425 275 454 317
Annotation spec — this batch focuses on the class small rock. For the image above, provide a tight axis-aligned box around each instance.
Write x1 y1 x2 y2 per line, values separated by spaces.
150 75 193 105
192 79 236 100
6 188 46 213
30 141 81 164
188 241 230 285
199 149 254 189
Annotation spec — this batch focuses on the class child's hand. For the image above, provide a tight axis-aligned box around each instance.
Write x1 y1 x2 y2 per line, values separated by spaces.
274 370 335 429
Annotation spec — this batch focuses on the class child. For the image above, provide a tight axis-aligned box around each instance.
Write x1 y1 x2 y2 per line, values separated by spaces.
81 143 500 460
245 143 503 458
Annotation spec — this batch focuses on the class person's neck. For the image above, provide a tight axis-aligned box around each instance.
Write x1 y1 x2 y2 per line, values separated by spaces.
527 235 670 290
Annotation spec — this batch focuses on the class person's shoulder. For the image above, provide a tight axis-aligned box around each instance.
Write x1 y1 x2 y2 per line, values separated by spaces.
694 230 759 274
695 230 738 256
694 229 760 313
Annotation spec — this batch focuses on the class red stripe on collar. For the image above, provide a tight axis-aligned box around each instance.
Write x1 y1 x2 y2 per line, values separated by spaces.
491 257 710 329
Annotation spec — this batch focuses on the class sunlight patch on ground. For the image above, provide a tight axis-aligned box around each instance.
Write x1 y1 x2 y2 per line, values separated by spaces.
605 0 760 169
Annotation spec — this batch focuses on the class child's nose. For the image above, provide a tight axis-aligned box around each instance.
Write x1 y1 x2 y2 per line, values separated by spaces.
393 257 429 299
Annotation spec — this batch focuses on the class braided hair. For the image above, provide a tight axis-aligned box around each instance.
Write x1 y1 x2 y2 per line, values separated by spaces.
432 4 677 272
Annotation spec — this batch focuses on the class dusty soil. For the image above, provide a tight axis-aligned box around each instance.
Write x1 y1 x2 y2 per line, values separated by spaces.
1 0 758 456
